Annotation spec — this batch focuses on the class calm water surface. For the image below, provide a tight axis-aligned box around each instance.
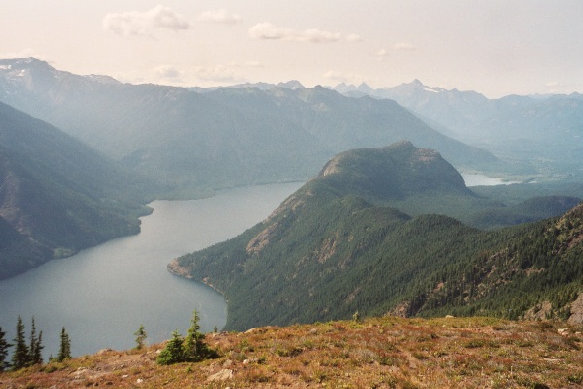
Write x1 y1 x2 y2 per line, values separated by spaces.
461 173 521 186
0 182 302 358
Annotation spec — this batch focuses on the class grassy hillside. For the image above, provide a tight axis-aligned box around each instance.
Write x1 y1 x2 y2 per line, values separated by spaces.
0 101 150 279
173 143 583 330
1 316 581 388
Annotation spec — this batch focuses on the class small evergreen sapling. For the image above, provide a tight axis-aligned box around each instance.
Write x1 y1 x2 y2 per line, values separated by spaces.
156 309 217 365
134 325 147 350
184 309 215 361
156 330 184 365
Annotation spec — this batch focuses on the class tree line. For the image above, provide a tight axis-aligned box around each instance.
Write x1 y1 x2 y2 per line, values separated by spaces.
0 316 71 372
1 310 217 372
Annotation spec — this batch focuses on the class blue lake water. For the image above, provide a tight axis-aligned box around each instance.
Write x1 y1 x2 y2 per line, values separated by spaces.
0 182 302 358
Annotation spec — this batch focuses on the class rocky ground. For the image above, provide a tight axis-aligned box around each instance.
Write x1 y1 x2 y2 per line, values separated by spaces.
1 316 582 388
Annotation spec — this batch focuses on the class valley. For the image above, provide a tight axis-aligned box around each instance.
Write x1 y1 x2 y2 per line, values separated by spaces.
0 47 582 389
0 182 301 358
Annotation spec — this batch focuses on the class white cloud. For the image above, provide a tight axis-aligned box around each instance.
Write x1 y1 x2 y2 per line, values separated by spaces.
197 9 242 25
346 33 363 43
103 5 190 36
248 23 290 40
302 28 341 43
154 65 182 80
393 42 416 51
248 22 342 43
375 48 388 59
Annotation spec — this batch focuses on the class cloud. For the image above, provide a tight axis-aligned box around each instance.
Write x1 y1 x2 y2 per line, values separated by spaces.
154 65 183 80
248 23 291 40
375 48 388 60
393 42 416 51
346 33 362 43
197 9 242 25
248 22 342 43
103 5 190 36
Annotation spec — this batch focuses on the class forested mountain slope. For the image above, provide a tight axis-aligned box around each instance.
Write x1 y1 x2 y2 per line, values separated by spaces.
0 101 149 279
171 143 582 329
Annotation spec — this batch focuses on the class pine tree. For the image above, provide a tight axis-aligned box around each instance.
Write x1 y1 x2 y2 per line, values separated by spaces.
0 326 12 372
134 325 147 350
57 327 71 361
156 330 184 365
27 317 43 365
183 309 216 361
32 331 43 365
11 316 29 370
183 310 202 361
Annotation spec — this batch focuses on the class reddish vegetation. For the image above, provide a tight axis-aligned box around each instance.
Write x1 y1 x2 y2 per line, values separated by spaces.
1 316 582 388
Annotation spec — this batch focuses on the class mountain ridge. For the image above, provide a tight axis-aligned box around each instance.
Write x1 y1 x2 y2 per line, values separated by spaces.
0 58 504 197
171 143 582 330
0 101 149 279
334 80 583 178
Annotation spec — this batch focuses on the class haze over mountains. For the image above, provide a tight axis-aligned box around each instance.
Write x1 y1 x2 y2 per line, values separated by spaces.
0 58 504 197
336 80 583 179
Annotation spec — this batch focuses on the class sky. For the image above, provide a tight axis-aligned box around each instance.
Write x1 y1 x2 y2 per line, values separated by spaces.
2 0 583 97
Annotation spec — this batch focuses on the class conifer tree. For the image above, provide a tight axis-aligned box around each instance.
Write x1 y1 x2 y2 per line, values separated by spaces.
183 309 215 361
27 317 43 365
57 327 71 361
0 326 12 372
32 331 43 365
134 325 147 350
11 316 29 370
183 310 201 361
156 330 184 365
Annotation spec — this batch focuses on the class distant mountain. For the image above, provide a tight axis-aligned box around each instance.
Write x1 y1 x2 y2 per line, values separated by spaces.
0 101 149 279
0 58 501 197
170 143 582 329
229 80 305 90
335 80 583 178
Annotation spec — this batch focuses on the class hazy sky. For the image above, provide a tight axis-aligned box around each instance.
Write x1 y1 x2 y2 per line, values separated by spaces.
2 0 583 97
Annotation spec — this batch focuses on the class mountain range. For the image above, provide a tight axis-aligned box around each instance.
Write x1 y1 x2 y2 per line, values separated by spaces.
336 80 583 179
170 142 582 330
0 58 504 197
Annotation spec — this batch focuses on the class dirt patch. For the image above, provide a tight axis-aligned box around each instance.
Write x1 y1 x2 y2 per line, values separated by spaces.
568 293 583 325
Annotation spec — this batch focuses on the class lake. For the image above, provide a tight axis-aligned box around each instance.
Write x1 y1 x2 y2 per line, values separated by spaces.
0 182 302 358
461 173 521 186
